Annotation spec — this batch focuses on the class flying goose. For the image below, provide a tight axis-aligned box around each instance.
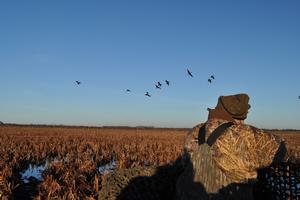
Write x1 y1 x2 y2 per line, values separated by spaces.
165 80 170 86
187 69 193 77
145 92 151 97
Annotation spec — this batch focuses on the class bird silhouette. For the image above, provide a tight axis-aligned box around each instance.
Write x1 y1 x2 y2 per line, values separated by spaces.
298 95 300 99
157 82 162 87
126 89 131 93
75 81 81 85
211 75 215 79
145 92 151 97
165 80 170 86
155 84 161 89
187 69 193 77
208 79 212 83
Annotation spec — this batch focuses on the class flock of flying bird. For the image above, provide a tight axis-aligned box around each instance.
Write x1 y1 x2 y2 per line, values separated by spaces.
75 69 300 100
187 69 214 81
75 69 215 98
138 69 215 98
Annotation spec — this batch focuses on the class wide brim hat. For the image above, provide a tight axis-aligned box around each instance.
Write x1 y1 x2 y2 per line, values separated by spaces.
217 93 251 120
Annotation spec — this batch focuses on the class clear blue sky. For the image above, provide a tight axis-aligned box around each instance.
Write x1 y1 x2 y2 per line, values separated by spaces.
0 0 299 129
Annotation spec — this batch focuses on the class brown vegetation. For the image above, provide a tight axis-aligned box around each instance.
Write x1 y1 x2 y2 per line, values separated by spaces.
0 126 187 199
269 131 300 160
0 125 298 199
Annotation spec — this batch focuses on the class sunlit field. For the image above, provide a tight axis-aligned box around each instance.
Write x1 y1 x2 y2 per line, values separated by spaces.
0 125 299 199
0 125 187 199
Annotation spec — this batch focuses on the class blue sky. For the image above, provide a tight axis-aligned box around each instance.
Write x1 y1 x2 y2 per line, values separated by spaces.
0 0 299 129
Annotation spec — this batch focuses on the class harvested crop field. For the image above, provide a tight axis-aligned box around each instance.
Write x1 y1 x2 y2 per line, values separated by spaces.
0 125 299 199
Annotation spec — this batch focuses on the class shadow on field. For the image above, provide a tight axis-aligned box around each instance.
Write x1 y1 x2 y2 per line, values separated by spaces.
116 150 297 200
116 150 254 200
11 161 42 200
116 154 186 200
13 177 40 200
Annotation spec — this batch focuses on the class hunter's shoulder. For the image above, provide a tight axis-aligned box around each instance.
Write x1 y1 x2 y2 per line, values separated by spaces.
233 124 284 141
188 123 205 136
191 123 206 130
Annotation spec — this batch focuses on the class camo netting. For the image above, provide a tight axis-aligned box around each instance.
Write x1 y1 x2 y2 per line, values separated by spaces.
98 167 157 200
254 161 300 200
98 163 185 200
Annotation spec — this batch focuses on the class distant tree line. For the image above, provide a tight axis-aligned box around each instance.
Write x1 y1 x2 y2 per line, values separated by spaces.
0 123 190 131
262 128 300 132
1 123 299 132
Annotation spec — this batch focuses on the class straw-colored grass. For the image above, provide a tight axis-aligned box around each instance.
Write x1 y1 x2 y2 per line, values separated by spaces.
0 125 298 199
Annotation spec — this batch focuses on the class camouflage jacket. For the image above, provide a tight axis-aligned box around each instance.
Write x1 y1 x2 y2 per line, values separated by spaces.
184 118 287 183
176 119 288 200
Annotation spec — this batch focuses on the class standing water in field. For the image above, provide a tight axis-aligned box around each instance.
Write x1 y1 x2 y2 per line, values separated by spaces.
98 158 117 175
20 158 66 183
21 161 49 183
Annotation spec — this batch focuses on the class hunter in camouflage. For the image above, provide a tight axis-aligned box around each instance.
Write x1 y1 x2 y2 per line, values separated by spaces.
176 93 288 200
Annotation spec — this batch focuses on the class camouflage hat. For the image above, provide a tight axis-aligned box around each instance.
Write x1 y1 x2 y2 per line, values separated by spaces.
217 93 251 120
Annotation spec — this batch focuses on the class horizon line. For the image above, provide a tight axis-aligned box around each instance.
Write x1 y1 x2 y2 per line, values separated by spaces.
1 122 300 132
